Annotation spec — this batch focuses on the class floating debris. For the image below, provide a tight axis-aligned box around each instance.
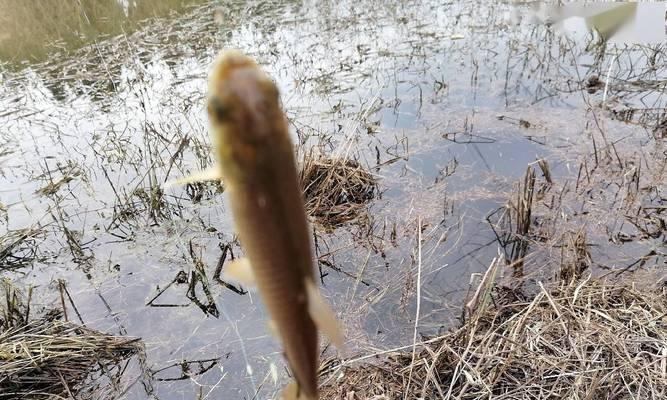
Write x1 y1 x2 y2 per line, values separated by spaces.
300 154 377 229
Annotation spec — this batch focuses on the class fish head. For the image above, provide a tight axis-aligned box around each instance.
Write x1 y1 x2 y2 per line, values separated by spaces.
207 50 284 184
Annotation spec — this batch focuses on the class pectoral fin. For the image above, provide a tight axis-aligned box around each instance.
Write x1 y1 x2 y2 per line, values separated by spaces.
304 279 345 349
164 166 223 187
223 258 256 287
280 381 314 400
267 319 279 340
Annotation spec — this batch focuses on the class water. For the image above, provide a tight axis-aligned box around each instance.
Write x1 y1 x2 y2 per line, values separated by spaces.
0 1 665 399
0 0 207 64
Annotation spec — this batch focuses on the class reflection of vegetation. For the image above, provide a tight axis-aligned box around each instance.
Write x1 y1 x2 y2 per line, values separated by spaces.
0 0 204 63
151 356 227 382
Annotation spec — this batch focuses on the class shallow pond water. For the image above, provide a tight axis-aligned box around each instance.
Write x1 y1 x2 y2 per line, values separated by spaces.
1 1 665 399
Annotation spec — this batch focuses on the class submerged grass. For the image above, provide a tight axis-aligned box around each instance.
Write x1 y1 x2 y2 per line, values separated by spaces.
0 228 41 271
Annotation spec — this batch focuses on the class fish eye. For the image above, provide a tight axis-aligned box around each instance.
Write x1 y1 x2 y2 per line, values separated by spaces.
208 96 231 122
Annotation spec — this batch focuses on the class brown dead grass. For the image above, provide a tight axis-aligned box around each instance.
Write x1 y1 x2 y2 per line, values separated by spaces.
320 268 667 399
0 280 142 400
319 155 666 399
300 154 376 229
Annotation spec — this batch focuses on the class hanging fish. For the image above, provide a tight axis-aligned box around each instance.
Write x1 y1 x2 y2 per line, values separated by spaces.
172 50 343 400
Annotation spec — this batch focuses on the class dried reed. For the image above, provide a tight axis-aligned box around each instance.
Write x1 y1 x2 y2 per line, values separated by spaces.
320 270 667 399
0 281 142 399
300 154 376 229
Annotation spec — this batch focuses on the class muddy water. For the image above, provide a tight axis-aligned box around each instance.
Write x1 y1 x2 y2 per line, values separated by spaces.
1 1 664 399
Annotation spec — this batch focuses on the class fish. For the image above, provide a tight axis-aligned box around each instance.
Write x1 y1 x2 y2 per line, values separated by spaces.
174 50 343 400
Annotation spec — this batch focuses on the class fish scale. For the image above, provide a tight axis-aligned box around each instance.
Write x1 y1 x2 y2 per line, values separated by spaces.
228 170 320 398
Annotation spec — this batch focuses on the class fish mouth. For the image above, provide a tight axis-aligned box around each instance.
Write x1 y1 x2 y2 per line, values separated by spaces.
206 50 283 178
207 50 281 142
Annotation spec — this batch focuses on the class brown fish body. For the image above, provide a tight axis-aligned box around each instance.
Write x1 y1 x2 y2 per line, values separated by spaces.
208 51 319 398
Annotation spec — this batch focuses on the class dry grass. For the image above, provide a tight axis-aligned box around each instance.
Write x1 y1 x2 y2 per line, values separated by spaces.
486 165 539 278
320 151 666 399
300 153 376 229
320 268 667 399
0 280 142 400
